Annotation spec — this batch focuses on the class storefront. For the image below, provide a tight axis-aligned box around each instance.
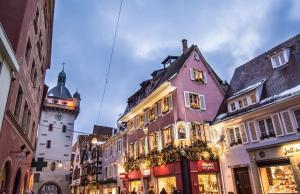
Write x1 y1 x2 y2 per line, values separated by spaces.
250 141 300 194
153 162 183 193
125 170 143 193
103 184 117 194
190 160 221 194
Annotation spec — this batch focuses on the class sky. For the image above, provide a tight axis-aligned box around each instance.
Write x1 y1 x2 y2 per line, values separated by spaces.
45 0 300 137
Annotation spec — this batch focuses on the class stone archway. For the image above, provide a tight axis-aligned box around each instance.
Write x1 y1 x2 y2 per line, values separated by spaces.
12 168 22 194
38 181 62 194
0 160 12 193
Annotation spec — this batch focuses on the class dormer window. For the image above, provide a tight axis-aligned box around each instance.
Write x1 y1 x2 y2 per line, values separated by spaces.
270 48 290 69
190 69 207 83
250 94 257 104
230 103 236 111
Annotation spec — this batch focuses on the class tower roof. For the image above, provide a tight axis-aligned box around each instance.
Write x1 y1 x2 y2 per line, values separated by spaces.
47 68 72 99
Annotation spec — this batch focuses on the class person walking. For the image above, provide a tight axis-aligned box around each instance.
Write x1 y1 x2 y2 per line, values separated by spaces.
131 188 137 194
147 186 155 194
160 188 167 194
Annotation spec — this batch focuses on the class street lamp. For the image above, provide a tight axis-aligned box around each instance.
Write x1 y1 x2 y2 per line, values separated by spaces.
58 161 63 168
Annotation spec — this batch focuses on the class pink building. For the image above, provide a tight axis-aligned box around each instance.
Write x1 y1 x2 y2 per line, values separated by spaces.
119 40 226 194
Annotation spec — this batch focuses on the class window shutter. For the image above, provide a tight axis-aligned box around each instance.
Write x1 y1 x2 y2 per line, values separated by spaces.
203 72 208 83
248 121 259 142
272 114 284 136
281 111 295 134
184 92 190 108
168 94 173 110
240 123 249 144
190 69 195 80
157 100 162 116
199 95 206 110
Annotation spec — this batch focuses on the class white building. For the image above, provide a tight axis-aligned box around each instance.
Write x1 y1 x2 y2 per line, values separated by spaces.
32 69 80 194
0 24 19 130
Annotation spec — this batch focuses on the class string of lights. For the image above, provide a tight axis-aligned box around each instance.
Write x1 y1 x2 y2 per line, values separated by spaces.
96 0 124 124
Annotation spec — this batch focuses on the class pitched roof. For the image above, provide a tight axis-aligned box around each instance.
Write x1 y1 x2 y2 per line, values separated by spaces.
93 125 113 137
215 33 300 122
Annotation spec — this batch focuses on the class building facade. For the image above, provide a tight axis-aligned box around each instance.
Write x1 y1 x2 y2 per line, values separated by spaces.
32 70 80 194
102 129 127 194
211 34 300 194
119 40 226 194
0 0 55 193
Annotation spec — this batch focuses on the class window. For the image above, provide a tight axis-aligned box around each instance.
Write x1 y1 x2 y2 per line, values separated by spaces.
138 115 144 128
162 126 172 147
139 139 145 155
129 143 134 158
184 92 206 110
230 103 236 111
25 39 32 64
270 48 290 68
242 98 248 106
227 127 242 147
193 52 200 60
191 122 205 142
21 103 29 130
46 140 51 148
162 95 173 114
257 118 276 140
190 69 207 83
48 124 53 131
238 100 243 109
33 8 39 33
251 94 257 104
148 105 157 122
62 125 67 133
177 123 187 140
148 133 157 151
14 87 23 120
294 109 300 131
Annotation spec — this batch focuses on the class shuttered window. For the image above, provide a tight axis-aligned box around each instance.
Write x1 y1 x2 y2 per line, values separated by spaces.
184 91 206 110
248 121 259 142
190 68 207 83
257 118 276 140
272 114 284 136
281 111 296 134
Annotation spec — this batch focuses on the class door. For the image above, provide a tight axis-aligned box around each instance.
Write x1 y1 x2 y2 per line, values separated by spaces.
234 167 253 194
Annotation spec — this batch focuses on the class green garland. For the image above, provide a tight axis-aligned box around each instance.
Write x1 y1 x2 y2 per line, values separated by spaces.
124 140 218 172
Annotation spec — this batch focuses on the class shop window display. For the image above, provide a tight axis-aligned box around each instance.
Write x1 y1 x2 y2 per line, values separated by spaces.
260 165 297 193
198 174 219 194
157 176 176 194
130 180 142 193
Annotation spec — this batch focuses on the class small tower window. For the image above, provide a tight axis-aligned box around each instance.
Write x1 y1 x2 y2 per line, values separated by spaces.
62 125 67 133
46 140 51 148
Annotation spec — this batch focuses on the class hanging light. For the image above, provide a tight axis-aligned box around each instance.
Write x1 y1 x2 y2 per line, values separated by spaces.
91 137 98 145
58 161 63 168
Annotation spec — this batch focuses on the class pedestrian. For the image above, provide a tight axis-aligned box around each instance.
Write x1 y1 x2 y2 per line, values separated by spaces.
160 188 167 194
121 188 127 194
147 186 155 194
139 186 144 194
131 187 137 194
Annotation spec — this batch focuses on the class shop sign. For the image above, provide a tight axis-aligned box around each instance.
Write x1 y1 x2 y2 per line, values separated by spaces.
197 161 219 172
283 144 300 156
119 173 128 180
142 169 150 177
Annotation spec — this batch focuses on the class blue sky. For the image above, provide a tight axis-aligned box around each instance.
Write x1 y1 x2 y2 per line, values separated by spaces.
46 0 300 136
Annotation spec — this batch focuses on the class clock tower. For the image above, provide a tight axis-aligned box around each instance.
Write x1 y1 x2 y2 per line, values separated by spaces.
33 69 80 194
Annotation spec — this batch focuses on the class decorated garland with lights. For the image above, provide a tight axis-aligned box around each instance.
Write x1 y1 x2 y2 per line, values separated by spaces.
124 140 218 172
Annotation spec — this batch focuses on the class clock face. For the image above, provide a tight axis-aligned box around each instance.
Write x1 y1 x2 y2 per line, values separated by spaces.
55 114 63 121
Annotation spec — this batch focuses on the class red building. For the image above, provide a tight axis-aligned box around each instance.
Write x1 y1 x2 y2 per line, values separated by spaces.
119 40 227 194
0 0 55 193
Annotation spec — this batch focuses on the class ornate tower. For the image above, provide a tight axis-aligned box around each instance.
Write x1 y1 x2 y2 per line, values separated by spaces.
32 69 80 194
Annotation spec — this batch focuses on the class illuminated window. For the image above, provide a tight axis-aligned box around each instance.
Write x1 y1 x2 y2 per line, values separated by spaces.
149 133 157 151
184 92 206 110
227 127 242 147
177 123 187 140
138 115 144 128
162 126 172 147
198 174 220 193
191 122 205 141
190 69 207 83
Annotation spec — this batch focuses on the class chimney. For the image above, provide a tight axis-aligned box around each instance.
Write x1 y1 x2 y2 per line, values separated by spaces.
182 39 188 53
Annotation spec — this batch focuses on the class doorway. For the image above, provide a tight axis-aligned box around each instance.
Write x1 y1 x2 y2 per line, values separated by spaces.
12 168 21 194
0 161 11 193
234 167 253 194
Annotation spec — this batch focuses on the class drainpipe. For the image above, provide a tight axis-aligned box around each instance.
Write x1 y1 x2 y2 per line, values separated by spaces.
180 154 192 194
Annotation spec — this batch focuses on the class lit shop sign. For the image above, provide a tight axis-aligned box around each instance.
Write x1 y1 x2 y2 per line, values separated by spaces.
197 161 219 172
119 173 128 180
142 169 150 176
283 144 300 156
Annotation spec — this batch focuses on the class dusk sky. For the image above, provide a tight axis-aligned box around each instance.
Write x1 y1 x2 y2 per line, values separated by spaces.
45 0 300 137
